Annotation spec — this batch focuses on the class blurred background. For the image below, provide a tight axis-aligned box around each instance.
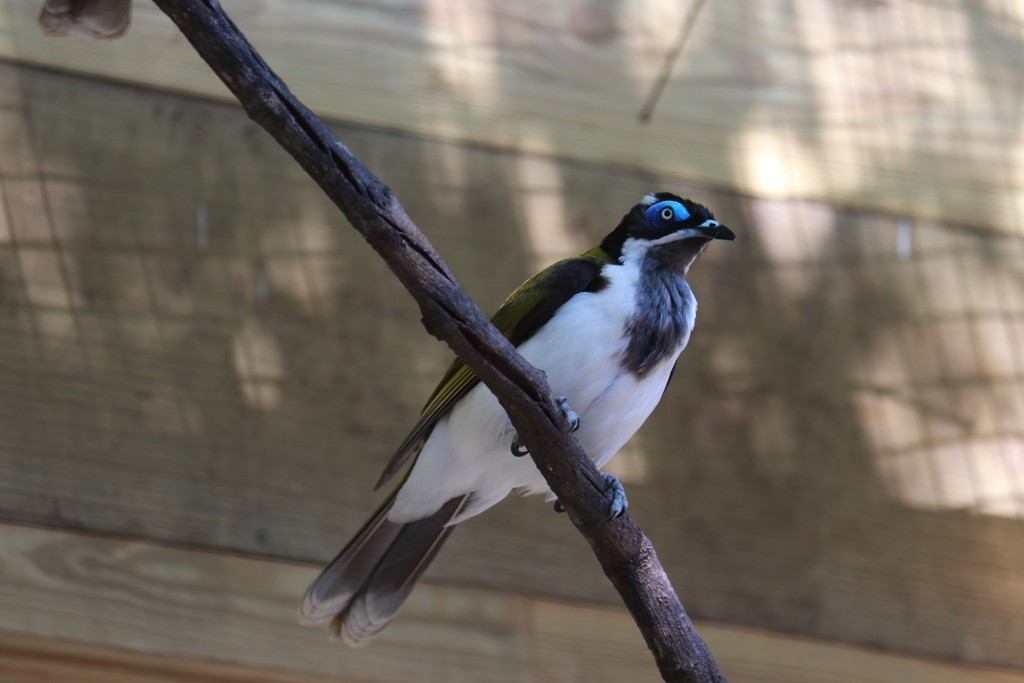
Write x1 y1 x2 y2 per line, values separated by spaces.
0 1 1022 681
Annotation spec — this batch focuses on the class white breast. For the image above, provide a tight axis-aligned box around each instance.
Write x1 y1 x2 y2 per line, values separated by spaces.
389 261 696 524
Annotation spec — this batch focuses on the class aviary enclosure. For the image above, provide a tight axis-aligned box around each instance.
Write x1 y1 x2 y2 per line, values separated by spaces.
0 1 1021 682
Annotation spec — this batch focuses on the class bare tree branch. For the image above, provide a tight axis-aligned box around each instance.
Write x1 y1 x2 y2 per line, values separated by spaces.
146 1 727 680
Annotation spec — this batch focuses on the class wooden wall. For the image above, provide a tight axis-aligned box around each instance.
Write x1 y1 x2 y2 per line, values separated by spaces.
0 0 1022 681
1 0 1022 236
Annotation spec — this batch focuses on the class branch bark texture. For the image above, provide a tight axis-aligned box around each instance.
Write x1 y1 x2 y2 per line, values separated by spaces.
148 2 727 680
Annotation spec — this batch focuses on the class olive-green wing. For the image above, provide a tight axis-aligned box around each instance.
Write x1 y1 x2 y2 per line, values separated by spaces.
373 247 614 490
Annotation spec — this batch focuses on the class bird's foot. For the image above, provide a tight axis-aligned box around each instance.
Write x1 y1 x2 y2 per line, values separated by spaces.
601 471 628 519
509 396 580 458
511 434 530 457
557 396 581 433
551 472 627 519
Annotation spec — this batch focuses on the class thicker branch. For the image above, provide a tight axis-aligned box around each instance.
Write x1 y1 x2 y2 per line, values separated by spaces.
148 2 726 680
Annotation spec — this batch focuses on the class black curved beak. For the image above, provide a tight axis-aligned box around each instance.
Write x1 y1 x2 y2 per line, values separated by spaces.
701 222 736 241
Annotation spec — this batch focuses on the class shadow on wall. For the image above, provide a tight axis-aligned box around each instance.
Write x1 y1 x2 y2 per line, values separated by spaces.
0 0 1022 669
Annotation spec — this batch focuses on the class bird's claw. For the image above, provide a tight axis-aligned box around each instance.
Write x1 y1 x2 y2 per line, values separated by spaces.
511 435 530 457
601 471 628 519
551 473 627 518
557 396 580 433
510 396 580 458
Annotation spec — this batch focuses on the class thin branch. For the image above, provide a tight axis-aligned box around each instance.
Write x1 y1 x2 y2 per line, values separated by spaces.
638 0 708 123
147 1 726 680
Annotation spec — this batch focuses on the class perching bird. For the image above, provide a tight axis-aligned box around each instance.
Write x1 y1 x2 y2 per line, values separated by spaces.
301 192 735 644
38 0 131 39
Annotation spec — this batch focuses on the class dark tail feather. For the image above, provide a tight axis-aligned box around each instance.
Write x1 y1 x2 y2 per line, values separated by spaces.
299 492 401 627
300 494 468 645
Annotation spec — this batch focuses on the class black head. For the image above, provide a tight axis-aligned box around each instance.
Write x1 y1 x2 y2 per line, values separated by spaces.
600 192 735 268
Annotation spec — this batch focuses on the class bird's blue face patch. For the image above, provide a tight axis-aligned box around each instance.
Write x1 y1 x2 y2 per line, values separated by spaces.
644 200 690 226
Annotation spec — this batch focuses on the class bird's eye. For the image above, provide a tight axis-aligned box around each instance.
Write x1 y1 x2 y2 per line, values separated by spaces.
643 199 690 226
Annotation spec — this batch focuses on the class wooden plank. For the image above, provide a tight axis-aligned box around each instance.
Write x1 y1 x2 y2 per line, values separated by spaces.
1 60 1024 672
0 524 532 683
531 601 1024 683
3 524 1024 683
0 0 1021 235
0 632 358 683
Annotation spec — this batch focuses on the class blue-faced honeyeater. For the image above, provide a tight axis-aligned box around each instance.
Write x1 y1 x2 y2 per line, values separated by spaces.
300 192 735 643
